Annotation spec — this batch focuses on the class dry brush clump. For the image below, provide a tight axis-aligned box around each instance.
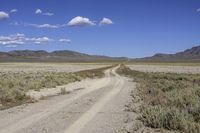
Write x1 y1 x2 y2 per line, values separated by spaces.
0 65 113 109
117 64 200 133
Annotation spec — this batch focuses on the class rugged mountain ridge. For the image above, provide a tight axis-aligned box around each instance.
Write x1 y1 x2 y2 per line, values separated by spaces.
141 45 200 62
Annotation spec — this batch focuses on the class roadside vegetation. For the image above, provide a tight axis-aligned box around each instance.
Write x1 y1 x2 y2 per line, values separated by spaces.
127 62 200 66
0 65 113 109
117 64 200 133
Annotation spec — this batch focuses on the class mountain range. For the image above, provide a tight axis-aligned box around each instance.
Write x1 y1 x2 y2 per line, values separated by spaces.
140 45 200 62
0 45 200 62
0 50 127 62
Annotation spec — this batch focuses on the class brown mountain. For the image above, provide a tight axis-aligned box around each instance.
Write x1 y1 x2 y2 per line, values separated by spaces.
140 45 200 62
0 50 128 62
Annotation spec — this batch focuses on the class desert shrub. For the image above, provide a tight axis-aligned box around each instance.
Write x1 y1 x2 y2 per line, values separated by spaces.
141 106 189 130
12 88 26 101
142 106 200 133
60 87 70 95
0 65 112 108
117 64 200 133
1 87 15 103
60 87 66 95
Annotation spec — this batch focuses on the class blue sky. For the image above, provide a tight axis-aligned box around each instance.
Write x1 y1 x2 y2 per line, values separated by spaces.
0 0 200 58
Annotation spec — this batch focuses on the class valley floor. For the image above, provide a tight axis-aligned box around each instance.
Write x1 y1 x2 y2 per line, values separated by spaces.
1 64 200 133
0 66 135 133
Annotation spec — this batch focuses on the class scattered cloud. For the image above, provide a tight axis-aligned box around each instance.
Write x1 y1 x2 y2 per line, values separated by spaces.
31 37 53 44
27 23 65 29
197 8 200 12
0 33 51 46
10 9 18 13
0 33 71 47
100 18 113 25
11 22 67 29
0 33 25 47
43 12 54 16
59 39 71 43
29 37 52 44
35 9 42 14
10 21 20 26
67 16 95 27
35 9 54 16
0 11 9 21
35 24 59 28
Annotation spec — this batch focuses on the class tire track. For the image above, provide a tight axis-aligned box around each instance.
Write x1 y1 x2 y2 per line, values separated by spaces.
0 68 113 133
64 65 125 133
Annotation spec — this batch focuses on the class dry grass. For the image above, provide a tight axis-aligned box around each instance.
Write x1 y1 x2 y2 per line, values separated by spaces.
128 64 200 74
0 63 109 73
127 62 200 66
117 64 200 133
0 65 113 109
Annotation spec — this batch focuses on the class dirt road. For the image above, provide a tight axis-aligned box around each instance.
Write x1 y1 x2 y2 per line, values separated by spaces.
0 65 134 133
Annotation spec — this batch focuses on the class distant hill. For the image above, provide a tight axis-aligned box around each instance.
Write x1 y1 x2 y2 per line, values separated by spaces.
0 50 128 62
138 45 200 62
1 45 200 62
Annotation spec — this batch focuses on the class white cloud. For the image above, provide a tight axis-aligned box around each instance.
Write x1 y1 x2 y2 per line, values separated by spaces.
0 33 25 46
35 9 54 16
0 33 53 47
43 12 54 16
10 9 18 13
34 37 51 44
27 37 52 44
100 18 113 25
13 22 67 29
27 23 64 29
0 11 9 20
35 9 42 14
10 21 20 26
67 16 95 27
59 39 71 43
0 33 71 47
37 24 58 28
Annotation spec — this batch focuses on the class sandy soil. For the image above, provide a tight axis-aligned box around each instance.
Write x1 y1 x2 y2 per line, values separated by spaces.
128 65 200 74
26 77 110 101
0 65 134 133
0 63 108 73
